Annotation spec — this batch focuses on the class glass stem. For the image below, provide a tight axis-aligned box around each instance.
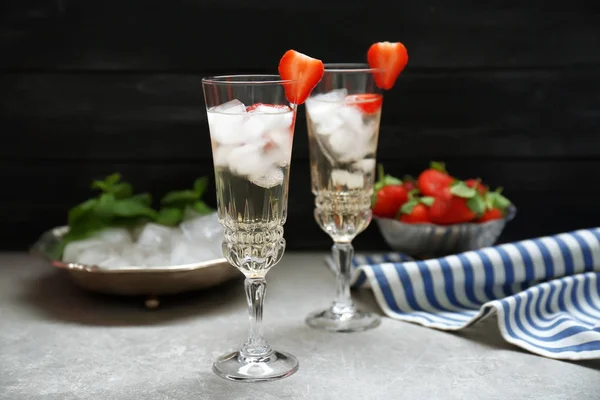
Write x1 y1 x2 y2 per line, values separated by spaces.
240 278 272 359
331 242 355 312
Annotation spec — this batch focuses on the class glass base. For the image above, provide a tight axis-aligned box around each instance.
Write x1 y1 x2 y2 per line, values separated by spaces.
212 350 299 382
306 305 381 332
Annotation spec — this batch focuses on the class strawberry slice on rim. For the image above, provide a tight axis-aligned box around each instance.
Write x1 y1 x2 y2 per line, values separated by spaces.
346 94 383 114
278 50 325 105
367 41 409 90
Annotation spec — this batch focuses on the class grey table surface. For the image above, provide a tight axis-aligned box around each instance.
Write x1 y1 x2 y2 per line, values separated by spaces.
0 252 599 400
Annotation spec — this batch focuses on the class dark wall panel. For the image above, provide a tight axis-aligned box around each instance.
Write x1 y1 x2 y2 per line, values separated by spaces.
1 0 600 250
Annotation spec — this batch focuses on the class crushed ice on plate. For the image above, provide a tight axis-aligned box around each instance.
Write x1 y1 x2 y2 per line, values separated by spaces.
62 210 225 269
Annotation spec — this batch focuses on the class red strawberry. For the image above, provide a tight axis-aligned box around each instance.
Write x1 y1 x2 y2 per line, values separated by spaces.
367 42 409 90
430 196 476 225
278 50 324 105
477 207 504 223
372 186 409 218
417 162 453 200
346 94 383 114
372 164 408 218
399 203 430 224
465 179 487 195
402 175 417 192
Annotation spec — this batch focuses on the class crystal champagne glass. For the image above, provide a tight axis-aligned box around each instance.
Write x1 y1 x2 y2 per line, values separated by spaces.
202 75 299 382
304 64 383 332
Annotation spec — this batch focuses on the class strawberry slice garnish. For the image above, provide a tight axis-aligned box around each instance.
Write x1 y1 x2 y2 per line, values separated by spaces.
246 103 291 112
346 94 383 114
367 41 409 90
278 50 324 105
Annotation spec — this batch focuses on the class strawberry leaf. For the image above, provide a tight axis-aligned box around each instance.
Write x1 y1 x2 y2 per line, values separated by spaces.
450 181 477 198
467 195 486 215
430 161 447 173
383 175 402 186
374 164 401 191
487 191 511 210
407 188 420 200
400 199 419 215
420 196 435 207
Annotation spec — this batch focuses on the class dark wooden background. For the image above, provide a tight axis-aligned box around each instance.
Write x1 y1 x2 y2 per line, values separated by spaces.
2 0 600 251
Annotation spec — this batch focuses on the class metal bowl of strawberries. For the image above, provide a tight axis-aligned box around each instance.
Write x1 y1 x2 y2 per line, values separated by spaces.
373 162 516 259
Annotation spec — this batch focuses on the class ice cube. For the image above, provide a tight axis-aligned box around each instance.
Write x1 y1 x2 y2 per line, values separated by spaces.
100 255 131 268
121 245 146 266
207 113 246 146
77 247 115 266
212 99 246 114
63 239 105 263
180 212 224 244
143 252 172 267
249 105 294 131
95 228 133 248
250 168 284 189
315 114 344 136
316 89 348 102
351 159 376 174
171 238 219 266
136 223 177 250
331 169 364 189
242 115 267 141
337 105 364 129
182 206 202 221
213 144 234 167
265 129 293 166
227 142 270 177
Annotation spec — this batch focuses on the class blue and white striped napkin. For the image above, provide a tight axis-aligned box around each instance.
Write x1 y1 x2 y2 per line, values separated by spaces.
332 228 600 360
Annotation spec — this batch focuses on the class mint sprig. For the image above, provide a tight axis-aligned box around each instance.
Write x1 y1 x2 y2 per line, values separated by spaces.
58 174 214 258
157 177 212 226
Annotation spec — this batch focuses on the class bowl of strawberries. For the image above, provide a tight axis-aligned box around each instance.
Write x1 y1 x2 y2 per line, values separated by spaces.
372 161 516 258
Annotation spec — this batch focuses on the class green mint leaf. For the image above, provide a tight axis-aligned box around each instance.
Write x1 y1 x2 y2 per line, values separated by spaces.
91 180 109 192
105 173 121 186
161 190 199 206
64 217 111 245
400 199 419 215
155 207 184 226
91 173 121 193
450 181 477 198
420 196 435 206
67 198 97 226
110 198 157 219
93 193 117 219
467 195 486 215
430 161 446 173
193 177 209 197
193 201 213 215
111 182 133 199
130 193 152 207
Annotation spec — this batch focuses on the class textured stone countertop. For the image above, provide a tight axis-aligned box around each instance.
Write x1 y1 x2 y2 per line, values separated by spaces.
1 252 599 400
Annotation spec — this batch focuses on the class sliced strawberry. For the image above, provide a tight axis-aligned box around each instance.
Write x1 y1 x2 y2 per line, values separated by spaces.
346 94 383 114
278 50 324 105
246 103 291 112
367 42 409 90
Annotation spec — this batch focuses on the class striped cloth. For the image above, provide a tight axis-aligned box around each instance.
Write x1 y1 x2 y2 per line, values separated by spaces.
334 228 600 360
